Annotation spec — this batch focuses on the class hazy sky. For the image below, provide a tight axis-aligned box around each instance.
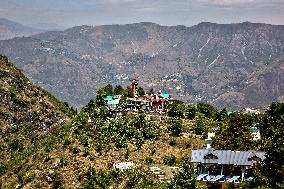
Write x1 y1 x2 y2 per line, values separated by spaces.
0 0 284 29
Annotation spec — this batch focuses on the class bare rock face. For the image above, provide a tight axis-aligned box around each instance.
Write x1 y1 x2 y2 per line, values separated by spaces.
0 22 283 110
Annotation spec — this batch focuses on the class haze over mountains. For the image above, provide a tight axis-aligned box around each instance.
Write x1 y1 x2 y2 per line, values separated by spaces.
0 21 283 110
0 18 44 40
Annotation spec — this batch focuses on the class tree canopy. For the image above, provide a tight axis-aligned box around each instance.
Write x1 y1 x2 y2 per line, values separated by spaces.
211 113 255 151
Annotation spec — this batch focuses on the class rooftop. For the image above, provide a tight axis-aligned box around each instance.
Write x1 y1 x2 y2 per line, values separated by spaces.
191 149 265 166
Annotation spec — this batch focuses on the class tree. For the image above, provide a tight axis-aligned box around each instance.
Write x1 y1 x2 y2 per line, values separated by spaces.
167 117 184 136
148 88 154 95
103 84 113 96
191 113 206 136
167 157 204 189
138 87 145 97
113 85 124 95
217 108 228 122
211 113 254 151
125 86 132 97
167 100 186 118
186 104 197 120
252 102 284 188
95 88 107 107
197 103 218 119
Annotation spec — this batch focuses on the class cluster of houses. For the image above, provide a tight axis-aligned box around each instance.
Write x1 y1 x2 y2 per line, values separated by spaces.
107 80 265 188
104 79 174 113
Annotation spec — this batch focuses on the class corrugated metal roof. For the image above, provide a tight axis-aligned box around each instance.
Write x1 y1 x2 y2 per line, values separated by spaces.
191 149 265 166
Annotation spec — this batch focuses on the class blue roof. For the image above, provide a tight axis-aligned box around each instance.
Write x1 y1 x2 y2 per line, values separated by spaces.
104 96 113 101
160 93 170 98
107 99 120 105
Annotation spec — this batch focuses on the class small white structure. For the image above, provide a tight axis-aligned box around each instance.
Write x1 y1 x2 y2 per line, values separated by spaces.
243 108 260 114
113 161 135 171
251 126 261 140
206 132 215 149
149 166 162 175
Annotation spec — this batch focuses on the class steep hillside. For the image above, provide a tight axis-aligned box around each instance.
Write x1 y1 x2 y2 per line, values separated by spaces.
0 55 74 164
0 97 205 188
0 22 283 110
0 18 42 40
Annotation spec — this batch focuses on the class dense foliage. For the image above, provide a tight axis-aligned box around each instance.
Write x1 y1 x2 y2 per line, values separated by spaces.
251 102 284 188
69 102 160 152
212 113 256 151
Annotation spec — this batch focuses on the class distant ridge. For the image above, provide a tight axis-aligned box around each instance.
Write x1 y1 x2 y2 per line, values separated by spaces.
0 18 42 40
0 21 283 110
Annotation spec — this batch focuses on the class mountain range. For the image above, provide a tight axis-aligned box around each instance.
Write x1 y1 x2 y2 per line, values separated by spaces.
0 18 43 40
0 21 283 110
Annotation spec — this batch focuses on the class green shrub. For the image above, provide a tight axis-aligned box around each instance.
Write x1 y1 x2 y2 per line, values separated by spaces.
169 137 177 146
9 87 17 99
17 171 36 185
72 147 81 154
0 107 8 118
83 167 111 189
145 157 155 165
181 138 193 148
52 171 64 189
59 157 68 167
167 117 183 136
163 154 177 166
0 163 7 176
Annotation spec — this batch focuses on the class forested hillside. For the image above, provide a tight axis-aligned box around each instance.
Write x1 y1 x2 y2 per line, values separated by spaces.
1 60 283 188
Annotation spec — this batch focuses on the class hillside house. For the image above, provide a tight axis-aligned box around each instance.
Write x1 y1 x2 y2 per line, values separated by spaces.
104 95 121 110
143 92 174 112
104 79 174 113
191 149 265 184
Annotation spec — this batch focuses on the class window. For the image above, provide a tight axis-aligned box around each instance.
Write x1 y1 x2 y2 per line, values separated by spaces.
248 155 261 162
204 153 218 160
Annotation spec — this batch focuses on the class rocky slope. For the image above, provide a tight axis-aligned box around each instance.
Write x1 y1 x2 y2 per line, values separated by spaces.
0 54 73 160
0 18 42 40
0 22 283 110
